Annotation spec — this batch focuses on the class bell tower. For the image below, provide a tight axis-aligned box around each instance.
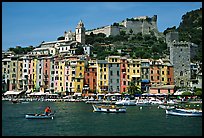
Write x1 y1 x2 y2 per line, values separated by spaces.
75 20 85 45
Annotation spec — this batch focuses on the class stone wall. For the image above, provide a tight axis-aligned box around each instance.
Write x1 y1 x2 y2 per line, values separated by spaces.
169 41 191 87
85 15 160 37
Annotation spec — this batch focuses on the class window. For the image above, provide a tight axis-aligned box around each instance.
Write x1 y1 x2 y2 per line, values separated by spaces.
123 81 126 85
77 79 80 82
157 76 159 80
162 71 164 75
180 71 183 76
51 83 54 87
117 79 119 83
162 77 164 81
110 71 113 76
104 75 106 79
151 70 153 74
133 70 135 73
151 76 153 81
117 71 119 76
80 66 82 70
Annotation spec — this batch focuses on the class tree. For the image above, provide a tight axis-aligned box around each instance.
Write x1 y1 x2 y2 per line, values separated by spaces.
127 81 142 96
75 45 84 55
57 36 65 41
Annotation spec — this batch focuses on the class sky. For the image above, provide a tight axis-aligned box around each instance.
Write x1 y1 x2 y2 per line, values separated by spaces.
2 2 202 51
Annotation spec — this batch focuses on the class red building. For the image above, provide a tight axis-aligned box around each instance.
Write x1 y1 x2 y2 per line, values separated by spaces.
120 57 127 93
84 66 97 95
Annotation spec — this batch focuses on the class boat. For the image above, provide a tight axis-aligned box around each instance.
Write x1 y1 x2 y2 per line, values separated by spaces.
92 104 126 113
165 108 202 117
115 97 136 106
25 113 55 119
135 99 151 106
11 99 21 104
158 104 175 109
149 98 163 105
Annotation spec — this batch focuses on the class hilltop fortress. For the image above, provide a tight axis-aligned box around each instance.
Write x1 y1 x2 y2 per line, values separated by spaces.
86 15 163 38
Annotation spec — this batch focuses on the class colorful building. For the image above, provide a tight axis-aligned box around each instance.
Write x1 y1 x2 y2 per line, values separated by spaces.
108 56 121 93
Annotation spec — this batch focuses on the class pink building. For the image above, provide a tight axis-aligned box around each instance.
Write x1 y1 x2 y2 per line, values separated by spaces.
120 57 127 93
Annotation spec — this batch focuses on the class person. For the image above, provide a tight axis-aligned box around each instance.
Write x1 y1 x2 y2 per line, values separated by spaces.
44 106 52 116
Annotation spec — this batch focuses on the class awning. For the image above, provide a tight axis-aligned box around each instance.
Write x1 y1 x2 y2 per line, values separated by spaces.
29 92 46 96
141 79 150 83
73 93 82 96
142 93 154 96
114 93 122 96
131 75 140 78
26 89 32 94
46 93 59 96
3 91 23 95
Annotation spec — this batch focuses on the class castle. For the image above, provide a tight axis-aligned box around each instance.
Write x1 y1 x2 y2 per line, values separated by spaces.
85 15 163 38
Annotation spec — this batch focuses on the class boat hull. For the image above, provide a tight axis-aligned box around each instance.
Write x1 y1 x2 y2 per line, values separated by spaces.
166 109 202 117
25 114 54 119
92 104 126 113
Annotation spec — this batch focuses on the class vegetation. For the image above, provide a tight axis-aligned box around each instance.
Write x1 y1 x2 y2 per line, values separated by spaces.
177 8 202 62
8 46 34 54
86 30 167 60
127 81 142 96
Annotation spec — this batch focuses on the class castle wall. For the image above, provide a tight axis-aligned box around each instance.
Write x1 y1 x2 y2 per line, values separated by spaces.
85 15 160 37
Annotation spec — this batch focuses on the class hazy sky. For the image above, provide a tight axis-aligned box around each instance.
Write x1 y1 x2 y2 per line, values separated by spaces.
2 2 202 51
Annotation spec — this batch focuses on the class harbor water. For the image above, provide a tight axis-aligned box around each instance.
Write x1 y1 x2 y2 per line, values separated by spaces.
2 101 202 136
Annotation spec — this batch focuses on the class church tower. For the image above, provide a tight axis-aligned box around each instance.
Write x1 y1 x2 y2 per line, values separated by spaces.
75 20 85 45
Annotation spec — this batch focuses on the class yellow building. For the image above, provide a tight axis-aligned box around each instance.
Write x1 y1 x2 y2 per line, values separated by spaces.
126 58 141 88
9 56 18 91
96 60 109 93
17 57 23 90
74 60 85 93
58 60 66 95
161 59 171 85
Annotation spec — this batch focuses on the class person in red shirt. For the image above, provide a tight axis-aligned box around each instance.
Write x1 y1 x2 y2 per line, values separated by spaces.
44 106 52 116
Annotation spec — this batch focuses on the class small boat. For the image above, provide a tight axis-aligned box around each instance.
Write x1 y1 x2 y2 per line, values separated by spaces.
115 98 136 106
92 104 126 113
11 99 21 104
135 99 151 106
158 104 175 109
25 113 55 119
165 108 202 117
